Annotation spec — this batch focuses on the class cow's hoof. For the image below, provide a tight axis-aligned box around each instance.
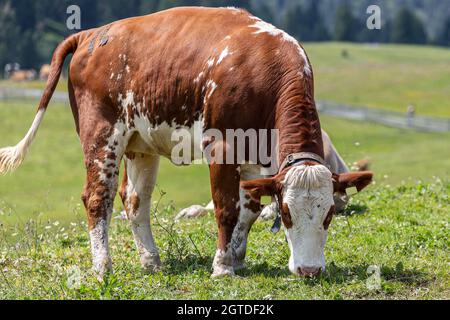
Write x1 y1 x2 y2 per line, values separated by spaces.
92 261 113 282
211 265 235 278
141 253 162 273
233 260 247 271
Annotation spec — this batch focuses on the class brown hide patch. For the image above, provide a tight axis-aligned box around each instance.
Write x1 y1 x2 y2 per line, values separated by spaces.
130 192 140 214
244 194 263 213
281 203 293 229
210 164 241 251
333 172 374 193
119 166 128 203
82 183 111 229
323 205 335 230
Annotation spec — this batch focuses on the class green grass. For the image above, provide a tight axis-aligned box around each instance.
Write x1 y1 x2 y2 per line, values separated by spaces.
0 101 448 226
0 42 449 299
0 80 68 92
305 42 450 117
0 181 448 299
0 101 448 299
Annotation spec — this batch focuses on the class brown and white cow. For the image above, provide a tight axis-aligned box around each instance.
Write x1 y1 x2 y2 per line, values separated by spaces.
175 129 372 221
0 7 373 278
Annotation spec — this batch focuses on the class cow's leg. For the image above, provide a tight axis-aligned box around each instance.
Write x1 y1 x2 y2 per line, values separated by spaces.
119 152 161 272
232 164 264 270
210 164 241 277
81 126 127 280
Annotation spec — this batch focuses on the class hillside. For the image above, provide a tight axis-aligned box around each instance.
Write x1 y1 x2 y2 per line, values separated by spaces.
2 43 449 117
305 42 450 117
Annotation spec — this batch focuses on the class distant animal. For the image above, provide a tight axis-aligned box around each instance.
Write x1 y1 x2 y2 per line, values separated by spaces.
39 64 51 81
4 63 20 79
9 69 37 82
176 129 372 221
0 7 373 279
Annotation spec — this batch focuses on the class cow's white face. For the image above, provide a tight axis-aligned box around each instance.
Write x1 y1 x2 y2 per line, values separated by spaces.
241 165 373 278
281 165 334 277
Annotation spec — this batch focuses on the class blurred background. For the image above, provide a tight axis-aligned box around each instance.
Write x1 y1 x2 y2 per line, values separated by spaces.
0 0 449 71
0 0 449 225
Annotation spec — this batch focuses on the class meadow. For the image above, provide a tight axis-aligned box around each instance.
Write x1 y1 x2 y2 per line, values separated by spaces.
0 43 448 299
4 42 450 117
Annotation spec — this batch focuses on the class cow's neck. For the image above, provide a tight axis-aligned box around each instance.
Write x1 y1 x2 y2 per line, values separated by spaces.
275 82 324 166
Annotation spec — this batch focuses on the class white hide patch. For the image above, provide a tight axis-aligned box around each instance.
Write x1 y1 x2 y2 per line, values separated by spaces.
204 80 218 103
124 156 161 271
90 219 111 276
284 164 333 191
282 164 334 274
249 17 312 76
217 46 232 65
212 248 234 277
117 89 205 161
206 58 215 68
226 7 242 14
231 164 265 266
194 71 204 84
260 202 278 221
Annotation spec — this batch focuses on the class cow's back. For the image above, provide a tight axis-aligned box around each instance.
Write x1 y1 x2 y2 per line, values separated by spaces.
69 7 311 156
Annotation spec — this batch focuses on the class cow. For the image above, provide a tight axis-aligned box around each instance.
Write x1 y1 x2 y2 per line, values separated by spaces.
9 69 37 82
175 129 372 221
0 7 373 279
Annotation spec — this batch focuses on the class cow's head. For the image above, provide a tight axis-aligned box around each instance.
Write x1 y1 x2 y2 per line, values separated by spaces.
241 163 373 277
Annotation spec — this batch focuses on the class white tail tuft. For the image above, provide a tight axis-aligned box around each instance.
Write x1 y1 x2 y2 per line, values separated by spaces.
0 109 45 174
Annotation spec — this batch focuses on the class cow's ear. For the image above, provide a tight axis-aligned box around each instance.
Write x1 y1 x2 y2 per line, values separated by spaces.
354 159 371 172
241 178 280 201
333 171 374 193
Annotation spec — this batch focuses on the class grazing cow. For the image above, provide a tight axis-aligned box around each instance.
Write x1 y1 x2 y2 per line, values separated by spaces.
9 69 37 82
175 129 372 221
0 7 373 278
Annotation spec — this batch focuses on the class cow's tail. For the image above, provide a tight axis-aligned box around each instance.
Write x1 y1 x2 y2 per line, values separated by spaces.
0 33 79 174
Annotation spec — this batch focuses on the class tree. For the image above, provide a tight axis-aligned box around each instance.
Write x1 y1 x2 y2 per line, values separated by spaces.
97 0 141 23
158 0 199 11
7 0 40 68
284 1 329 42
10 0 36 30
0 1 21 73
358 17 392 44
304 1 329 41
334 3 358 42
391 7 427 44
284 4 304 40
252 1 276 26
436 16 450 47
140 0 161 15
